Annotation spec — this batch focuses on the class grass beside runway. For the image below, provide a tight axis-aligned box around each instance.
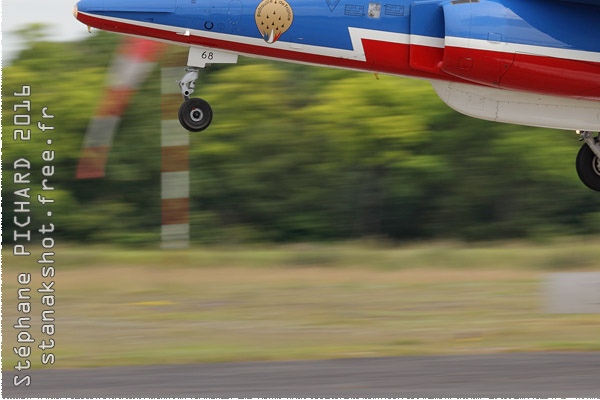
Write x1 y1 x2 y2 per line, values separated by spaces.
3 239 600 369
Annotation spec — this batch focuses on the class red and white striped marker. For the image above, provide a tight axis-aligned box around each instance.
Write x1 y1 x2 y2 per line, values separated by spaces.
76 37 166 179
160 66 190 248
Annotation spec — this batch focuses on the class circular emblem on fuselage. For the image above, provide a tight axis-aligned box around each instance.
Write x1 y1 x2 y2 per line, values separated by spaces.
255 0 294 43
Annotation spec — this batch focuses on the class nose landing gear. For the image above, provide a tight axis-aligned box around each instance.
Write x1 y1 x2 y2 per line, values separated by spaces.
576 130 600 191
177 67 213 132
176 47 239 132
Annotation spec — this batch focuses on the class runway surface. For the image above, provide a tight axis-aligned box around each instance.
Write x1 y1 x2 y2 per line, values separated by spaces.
3 352 599 398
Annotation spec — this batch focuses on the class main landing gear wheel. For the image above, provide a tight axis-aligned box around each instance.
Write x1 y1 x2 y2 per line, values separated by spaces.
178 98 213 132
576 142 600 191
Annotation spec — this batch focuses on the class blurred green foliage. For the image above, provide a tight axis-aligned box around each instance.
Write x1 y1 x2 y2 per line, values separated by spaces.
3 29 599 245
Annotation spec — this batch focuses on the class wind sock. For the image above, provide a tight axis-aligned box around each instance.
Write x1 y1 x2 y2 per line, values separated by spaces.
76 37 166 179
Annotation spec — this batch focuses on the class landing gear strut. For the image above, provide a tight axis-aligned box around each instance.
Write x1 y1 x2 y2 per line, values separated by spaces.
576 130 600 191
175 47 238 132
177 67 213 132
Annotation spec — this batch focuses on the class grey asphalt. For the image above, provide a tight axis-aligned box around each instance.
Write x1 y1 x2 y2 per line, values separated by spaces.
3 352 599 398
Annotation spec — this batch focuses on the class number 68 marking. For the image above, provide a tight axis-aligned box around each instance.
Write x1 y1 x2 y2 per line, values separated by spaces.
201 51 214 60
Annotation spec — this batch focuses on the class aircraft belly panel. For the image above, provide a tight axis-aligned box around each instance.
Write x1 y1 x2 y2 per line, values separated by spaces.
431 80 600 131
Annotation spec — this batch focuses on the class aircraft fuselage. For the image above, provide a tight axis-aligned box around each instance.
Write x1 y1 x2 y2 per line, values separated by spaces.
75 0 600 100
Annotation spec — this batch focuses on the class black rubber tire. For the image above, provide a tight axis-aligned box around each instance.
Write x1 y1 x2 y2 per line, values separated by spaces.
178 98 213 132
576 144 600 191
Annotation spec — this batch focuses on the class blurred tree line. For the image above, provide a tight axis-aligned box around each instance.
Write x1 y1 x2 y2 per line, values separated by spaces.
3 28 599 245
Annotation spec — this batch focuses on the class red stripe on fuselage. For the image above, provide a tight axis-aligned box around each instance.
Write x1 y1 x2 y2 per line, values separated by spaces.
503 52 600 100
443 46 600 100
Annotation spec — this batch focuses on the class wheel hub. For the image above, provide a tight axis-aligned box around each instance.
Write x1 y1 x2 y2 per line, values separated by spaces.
593 156 600 177
190 108 203 122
